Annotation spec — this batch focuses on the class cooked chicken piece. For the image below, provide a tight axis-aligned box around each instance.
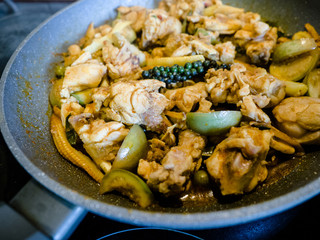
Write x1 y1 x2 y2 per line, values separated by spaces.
197 97 213 112
250 122 303 154
95 24 113 36
71 51 92 66
160 124 177 147
244 27 278 64
153 33 234 62
162 34 193 56
141 9 182 49
60 100 84 128
68 114 129 168
205 62 285 122
243 63 285 107
165 82 208 112
273 97 320 145
138 130 206 196
101 80 170 132
237 11 261 25
113 69 144 82
84 87 110 116
214 41 236 64
195 28 219 45
102 33 145 80
235 21 270 41
165 111 187 129
164 34 219 60
117 6 147 32
234 17 278 64
187 5 262 36
60 60 107 98
151 47 166 58
145 138 170 163
203 14 243 34
205 63 249 105
185 3 276 64
215 8 261 31
189 39 220 60
187 14 242 35
241 95 271 123
206 125 271 195
171 45 194 57
159 0 222 19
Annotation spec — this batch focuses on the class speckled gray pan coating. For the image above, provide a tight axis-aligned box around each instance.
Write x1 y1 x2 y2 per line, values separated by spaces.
1 0 320 229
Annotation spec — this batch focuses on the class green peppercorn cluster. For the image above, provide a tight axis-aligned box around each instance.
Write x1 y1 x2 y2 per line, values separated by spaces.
142 60 231 88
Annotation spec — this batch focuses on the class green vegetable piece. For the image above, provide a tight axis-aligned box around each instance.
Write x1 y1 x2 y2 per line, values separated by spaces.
270 49 320 81
49 79 63 107
66 129 79 146
273 38 317 62
99 169 154 208
112 125 148 171
71 88 94 105
55 65 65 78
181 18 187 33
305 68 320 98
193 170 210 187
283 80 308 97
186 111 242 135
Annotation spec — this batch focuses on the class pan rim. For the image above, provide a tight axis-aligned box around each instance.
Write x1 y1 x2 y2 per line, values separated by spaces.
1 0 320 229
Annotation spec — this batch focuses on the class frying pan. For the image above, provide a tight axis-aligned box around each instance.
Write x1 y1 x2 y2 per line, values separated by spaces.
1 0 320 230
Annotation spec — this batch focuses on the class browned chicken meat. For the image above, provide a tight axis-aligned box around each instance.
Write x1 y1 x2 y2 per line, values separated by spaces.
144 138 171 163
187 4 277 64
102 33 145 79
101 80 170 132
165 82 208 112
235 26 278 65
68 114 129 172
206 125 271 195
240 95 271 123
117 6 147 32
214 41 236 64
141 9 182 49
205 62 285 123
61 60 107 98
159 0 222 19
186 4 259 35
152 33 223 61
187 14 242 35
138 130 206 196
273 97 320 145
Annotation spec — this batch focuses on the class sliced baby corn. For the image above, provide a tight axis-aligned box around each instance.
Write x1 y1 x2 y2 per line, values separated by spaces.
146 55 205 67
50 113 104 183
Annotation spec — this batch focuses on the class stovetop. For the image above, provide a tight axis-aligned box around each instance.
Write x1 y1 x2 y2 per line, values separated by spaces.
0 1 320 239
